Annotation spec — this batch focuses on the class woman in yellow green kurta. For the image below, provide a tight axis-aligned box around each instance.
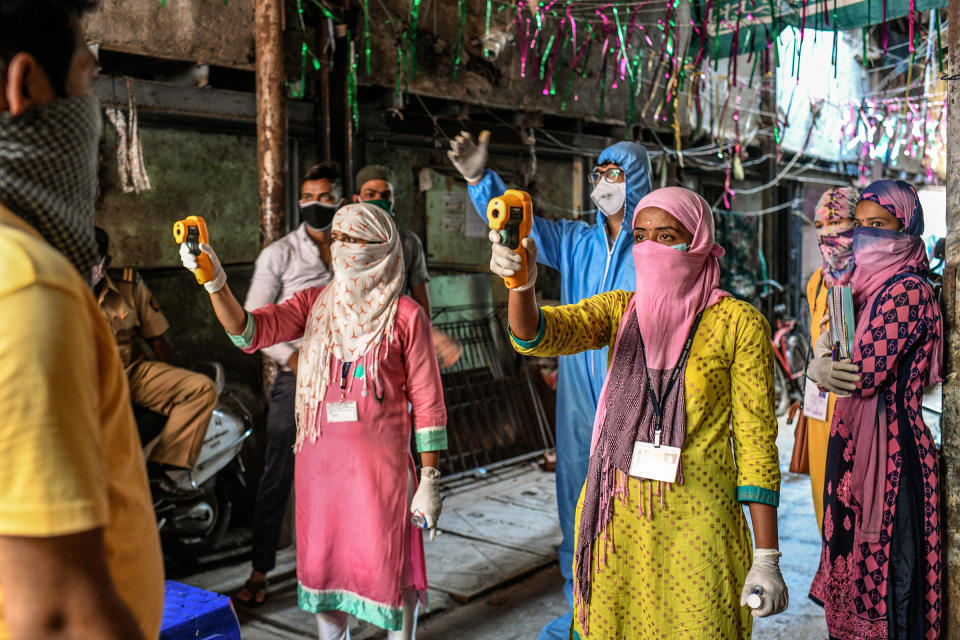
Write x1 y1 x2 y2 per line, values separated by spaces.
489 187 787 639
804 187 859 532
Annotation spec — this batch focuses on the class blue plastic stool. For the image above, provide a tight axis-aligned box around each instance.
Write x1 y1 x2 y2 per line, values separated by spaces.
160 581 241 640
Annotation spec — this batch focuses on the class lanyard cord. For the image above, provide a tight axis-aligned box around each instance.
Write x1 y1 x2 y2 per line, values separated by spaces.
643 311 704 448
339 361 351 400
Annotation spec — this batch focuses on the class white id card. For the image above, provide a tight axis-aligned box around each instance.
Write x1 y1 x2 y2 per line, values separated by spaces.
628 442 682 483
802 378 829 421
325 401 359 423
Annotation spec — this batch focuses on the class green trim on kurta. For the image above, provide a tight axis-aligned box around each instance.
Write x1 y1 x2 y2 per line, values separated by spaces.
509 307 545 349
227 311 256 348
298 584 402 631
737 485 780 507
415 428 447 452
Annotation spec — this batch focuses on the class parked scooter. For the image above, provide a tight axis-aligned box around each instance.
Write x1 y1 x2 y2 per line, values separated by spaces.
135 362 253 554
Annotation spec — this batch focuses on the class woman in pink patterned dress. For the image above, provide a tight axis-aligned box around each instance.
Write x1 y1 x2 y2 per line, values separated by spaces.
808 180 942 640
180 203 447 640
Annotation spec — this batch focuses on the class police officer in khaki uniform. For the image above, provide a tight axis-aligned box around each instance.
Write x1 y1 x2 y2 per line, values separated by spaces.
93 227 217 501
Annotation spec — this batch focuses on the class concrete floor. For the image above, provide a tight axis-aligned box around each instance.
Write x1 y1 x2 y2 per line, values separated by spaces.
177 416 831 639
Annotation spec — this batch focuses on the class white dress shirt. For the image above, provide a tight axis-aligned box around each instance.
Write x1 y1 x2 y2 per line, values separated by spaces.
244 223 332 368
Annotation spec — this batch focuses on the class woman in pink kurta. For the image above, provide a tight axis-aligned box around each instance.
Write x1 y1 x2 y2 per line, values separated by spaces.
180 203 447 639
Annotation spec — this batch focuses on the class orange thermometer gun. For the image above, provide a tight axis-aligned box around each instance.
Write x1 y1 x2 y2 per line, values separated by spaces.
172 215 215 285
487 189 533 289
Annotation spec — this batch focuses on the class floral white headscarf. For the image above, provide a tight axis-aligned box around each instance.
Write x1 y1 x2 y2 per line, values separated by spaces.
295 202 405 450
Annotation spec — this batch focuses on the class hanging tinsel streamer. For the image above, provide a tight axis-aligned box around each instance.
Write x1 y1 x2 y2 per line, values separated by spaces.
882 0 888 52
452 0 467 81
484 0 493 57
935 9 944 73
539 34 556 80
797 0 807 69
611 6 640 134
395 32 406 97
408 0 422 80
711 2 720 71
361 0 372 75
766 0 779 67
347 29 359 128
908 0 915 53
831 0 839 70
730 0 743 88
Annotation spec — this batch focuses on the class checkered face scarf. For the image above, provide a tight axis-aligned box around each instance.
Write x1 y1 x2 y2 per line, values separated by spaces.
0 96 103 277
294 203 405 452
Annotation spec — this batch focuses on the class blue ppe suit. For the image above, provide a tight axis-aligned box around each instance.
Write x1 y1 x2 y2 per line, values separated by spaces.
467 142 652 640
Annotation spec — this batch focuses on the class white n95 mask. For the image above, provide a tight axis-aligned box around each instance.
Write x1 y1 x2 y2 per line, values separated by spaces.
590 180 626 217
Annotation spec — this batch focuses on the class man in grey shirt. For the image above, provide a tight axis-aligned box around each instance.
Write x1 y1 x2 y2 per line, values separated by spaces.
352 165 431 313
234 162 340 607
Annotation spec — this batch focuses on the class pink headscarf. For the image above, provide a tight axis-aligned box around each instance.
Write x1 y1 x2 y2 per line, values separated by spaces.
631 187 730 369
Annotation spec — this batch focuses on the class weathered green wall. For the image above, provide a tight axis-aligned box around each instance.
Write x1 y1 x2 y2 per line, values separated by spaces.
361 140 579 303
95 124 265 388
96 125 261 268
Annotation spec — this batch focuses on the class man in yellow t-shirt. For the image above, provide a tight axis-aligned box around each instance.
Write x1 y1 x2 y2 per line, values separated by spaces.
0 2 164 639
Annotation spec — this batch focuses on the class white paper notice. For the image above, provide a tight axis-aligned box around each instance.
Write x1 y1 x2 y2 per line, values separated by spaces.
442 213 464 233
802 378 829 421
464 197 489 238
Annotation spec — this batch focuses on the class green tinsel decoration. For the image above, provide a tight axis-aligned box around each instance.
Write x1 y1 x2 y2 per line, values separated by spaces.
484 0 493 57
748 47 759 87
935 9 944 73
540 35 556 80
347 29 358 127
408 0 422 80
361 0 372 75
452 0 467 81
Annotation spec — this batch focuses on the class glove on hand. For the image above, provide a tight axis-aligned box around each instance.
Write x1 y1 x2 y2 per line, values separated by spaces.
410 466 442 541
447 130 490 183
813 324 832 360
179 242 227 293
488 230 537 292
740 548 789 618
807 355 860 396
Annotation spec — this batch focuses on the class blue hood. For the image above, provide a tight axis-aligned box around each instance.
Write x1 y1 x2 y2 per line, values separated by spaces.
596 141 653 235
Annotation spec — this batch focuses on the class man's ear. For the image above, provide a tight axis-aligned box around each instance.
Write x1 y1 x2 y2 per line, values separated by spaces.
2 53 57 116
351 194 360 203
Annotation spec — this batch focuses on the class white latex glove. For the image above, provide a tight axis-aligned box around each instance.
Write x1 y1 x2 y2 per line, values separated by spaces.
179 242 227 293
488 230 537 292
740 548 789 618
807 355 860 396
447 130 490 183
410 466 442 541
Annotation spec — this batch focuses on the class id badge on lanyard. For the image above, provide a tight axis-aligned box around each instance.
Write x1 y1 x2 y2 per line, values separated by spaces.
627 312 702 485
326 361 359 423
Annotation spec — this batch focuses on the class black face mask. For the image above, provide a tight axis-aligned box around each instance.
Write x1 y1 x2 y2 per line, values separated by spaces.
300 201 339 231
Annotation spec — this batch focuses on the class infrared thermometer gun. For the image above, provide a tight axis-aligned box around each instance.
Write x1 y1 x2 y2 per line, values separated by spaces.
486 189 533 289
172 215 215 285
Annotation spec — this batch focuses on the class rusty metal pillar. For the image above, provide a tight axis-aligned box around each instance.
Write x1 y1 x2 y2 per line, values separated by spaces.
255 0 288 248
943 2 960 634
255 0 287 400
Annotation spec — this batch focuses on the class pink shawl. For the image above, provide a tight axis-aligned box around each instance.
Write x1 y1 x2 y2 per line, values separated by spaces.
631 187 729 369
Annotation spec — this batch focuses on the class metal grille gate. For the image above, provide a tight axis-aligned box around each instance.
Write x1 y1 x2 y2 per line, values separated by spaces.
423 312 555 482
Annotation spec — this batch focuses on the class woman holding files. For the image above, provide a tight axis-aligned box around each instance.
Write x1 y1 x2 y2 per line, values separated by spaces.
807 179 943 640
